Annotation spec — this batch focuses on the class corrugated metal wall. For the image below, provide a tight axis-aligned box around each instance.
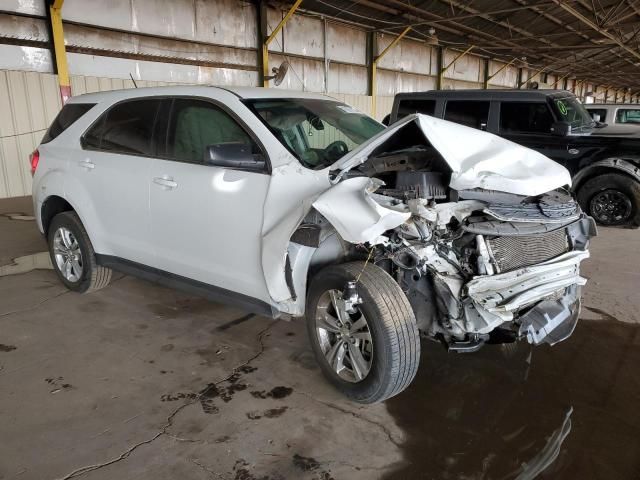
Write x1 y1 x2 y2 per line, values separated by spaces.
0 0 637 198
0 70 61 198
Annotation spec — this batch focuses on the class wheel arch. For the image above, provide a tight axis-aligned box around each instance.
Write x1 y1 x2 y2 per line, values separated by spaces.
572 158 640 192
41 195 75 236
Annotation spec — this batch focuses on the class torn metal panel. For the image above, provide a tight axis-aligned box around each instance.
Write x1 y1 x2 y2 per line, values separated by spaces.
312 177 410 244
333 114 572 196
466 250 589 321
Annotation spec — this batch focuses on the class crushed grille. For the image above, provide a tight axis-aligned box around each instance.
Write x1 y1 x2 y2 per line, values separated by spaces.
486 229 569 273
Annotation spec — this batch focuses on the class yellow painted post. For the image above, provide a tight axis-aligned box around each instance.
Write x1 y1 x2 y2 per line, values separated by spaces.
485 57 516 87
550 72 570 88
262 0 303 87
49 0 71 104
371 26 411 117
440 45 474 89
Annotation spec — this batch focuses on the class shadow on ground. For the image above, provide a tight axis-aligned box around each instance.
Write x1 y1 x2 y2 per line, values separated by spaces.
385 312 640 479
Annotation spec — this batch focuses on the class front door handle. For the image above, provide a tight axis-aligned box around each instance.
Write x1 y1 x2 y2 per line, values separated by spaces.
153 176 178 189
78 160 95 170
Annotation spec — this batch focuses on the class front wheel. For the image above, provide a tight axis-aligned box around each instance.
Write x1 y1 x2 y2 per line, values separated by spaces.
577 173 640 227
306 262 420 403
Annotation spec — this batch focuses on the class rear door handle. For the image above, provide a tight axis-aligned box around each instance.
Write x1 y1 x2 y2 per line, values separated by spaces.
153 176 178 189
78 160 95 170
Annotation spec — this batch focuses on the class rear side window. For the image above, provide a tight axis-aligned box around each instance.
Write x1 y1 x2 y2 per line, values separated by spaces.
500 102 553 134
444 101 490 129
587 108 607 122
83 99 161 156
41 103 95 144
166 98 255 164
615 108 640 124
397 99 436 119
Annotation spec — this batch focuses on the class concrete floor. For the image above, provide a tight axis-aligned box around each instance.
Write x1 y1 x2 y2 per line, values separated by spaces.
1 196 639 480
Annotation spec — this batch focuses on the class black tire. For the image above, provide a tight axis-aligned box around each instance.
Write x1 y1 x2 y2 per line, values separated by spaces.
577 173 640 227
306 262 420 403
47 211 112 293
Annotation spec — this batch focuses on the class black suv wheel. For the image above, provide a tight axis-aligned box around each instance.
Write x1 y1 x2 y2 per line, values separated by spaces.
578 173 640 227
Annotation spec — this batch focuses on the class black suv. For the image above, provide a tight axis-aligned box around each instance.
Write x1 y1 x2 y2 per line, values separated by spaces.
387 89 640 227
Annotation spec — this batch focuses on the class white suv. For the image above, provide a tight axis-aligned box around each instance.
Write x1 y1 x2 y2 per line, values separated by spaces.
32 87 596 402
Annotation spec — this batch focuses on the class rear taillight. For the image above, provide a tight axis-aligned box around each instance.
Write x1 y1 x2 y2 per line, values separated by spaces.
29 149 40 176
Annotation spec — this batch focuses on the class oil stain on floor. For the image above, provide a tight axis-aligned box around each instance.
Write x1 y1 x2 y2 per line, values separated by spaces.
384 317 640 479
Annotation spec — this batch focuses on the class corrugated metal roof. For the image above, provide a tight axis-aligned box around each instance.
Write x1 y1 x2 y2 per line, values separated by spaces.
303 0 640 91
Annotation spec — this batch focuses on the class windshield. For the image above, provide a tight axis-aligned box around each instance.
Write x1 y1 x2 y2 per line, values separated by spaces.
245 98 385 169
552 97 594 133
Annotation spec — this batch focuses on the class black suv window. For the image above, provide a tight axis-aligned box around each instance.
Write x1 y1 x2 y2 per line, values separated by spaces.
166 99 255 164
42 103 95 144
444 101 490 129
587 108 607 123
397 99 436 119
500 102 554 134
83 99 161 155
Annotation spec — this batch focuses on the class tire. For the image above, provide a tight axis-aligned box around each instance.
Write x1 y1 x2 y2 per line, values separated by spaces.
47 211 112 293
306 261 420 403
577 173 640 227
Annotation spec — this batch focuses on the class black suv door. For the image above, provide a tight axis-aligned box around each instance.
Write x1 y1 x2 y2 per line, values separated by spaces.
495 101 577 170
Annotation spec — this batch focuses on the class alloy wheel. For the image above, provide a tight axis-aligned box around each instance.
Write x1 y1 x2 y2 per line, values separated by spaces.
590 189 632 225
53 226 83 282
315 289 373 383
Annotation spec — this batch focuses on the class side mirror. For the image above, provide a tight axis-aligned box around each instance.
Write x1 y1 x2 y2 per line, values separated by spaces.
551 121 571 136
591 113 601 122
205 143 266 172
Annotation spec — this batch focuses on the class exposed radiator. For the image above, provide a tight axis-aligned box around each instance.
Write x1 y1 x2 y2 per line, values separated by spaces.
486 229 569 273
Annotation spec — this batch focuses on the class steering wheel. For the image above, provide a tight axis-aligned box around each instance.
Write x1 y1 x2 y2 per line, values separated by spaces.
324 140 349 161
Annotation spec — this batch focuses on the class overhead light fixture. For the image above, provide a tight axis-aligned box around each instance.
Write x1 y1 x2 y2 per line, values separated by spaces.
425 27 438 46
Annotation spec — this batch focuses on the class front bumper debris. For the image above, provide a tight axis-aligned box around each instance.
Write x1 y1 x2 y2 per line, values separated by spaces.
518 285 581 346
466 249 589 322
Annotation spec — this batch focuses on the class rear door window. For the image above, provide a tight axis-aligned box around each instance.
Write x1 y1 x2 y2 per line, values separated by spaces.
83 99 161 156
165 98 256 164
397 99 436 119
42 103 96 144
444 101 490 129
500 102 554 134
615 108 640 124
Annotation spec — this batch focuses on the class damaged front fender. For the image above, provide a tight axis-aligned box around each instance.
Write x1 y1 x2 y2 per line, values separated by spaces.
312 177 411 245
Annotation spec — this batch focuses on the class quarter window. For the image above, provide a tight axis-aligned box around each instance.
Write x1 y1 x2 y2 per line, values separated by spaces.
444 101 490 129
500 102 554 134
83 99 161 156
397 99 436 119
42 103 95 144
587 108 607 123
166 99 255 164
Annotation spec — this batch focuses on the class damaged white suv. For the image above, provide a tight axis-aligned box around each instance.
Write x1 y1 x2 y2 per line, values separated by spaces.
32 87 596 403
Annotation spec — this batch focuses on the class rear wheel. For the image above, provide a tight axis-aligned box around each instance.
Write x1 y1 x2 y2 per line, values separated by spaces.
577 173 640 227
306 262 420 403
48 212 112 293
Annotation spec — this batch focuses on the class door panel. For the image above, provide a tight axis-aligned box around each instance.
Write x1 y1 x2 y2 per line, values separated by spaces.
65 98 161 265
149 97 272 302
149 160 271 301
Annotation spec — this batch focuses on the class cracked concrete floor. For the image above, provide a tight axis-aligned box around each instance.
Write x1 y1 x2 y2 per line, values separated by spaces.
1 196 640 480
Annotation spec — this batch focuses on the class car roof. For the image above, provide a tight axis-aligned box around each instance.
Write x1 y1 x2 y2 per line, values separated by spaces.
394 89 574 101
67 85 337 104
586 103 640 107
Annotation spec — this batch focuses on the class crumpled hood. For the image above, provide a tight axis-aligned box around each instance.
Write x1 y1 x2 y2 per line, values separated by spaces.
332 114 572 197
